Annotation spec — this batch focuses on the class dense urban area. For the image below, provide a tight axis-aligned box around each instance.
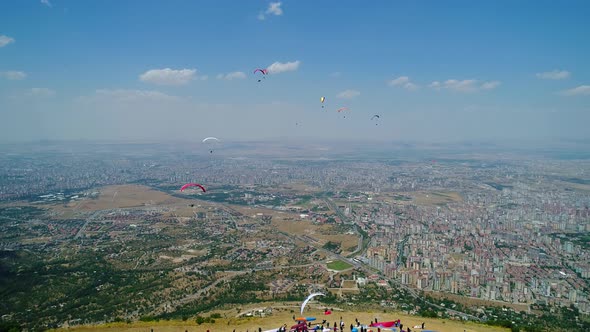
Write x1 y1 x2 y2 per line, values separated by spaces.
1 141 589 332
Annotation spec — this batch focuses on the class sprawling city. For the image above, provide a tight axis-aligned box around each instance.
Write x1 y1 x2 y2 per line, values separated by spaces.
2 1 590 332
1 141 589 331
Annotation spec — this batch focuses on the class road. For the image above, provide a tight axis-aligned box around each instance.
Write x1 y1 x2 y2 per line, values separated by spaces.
74 210 102 239
153 270 247 316
322 195 365 257
151 262 323 318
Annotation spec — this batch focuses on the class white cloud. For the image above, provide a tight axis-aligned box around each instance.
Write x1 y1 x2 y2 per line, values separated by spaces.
481 81 501 90
443 79 479 92
388 76 409 86
0 71 27 80
330 72 342 78
429 79 500 92
536 70 570 80
28 88 56 97
404 82 420 91
41 0 52 7
560 85 590 96
139 68 197 85
217 71 246 80
388 76 419 90
429 81 441 89
336 89 360 99
258 2 283 20
267 2 283 15
200 75 208 81
0 35 15 47
266 60 300 74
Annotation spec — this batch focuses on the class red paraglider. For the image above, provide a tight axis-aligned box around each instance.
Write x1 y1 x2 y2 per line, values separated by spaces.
253 68 268 75
369 321 396 328
290 322 308 332
180 183 206 192
254 68 268 82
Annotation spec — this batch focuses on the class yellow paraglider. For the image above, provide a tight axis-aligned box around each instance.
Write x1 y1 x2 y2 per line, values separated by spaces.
320 96 325 108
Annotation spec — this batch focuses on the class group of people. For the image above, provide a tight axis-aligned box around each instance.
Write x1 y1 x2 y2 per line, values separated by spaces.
289 316 425 332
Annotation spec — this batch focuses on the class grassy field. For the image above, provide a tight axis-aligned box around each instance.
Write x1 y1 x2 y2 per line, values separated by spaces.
326 260 353 271
57 304 509 332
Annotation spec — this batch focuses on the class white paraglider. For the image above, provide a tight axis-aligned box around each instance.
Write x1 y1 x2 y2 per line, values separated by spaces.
202 137 221 154
300 292 325 315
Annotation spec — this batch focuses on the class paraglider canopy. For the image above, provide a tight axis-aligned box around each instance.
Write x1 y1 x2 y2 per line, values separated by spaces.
291 322 308 332
301 293 325 315
202 137 220 143
254 68 268 82
202 137 221 153
371 114 380 125
320 96 325 108
369 322 396 328
180 183 206 192
336 107 349 118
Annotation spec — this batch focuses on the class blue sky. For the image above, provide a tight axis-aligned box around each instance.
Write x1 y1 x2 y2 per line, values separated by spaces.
1 0 589 143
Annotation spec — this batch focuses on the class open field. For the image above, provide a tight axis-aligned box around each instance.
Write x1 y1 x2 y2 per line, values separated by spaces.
411 192 463 206
326 260 353 271
279 183 323 194
47 185 188 214
424 291 529 313
557 181 590 192
57 304 509 332
270 219 358 255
